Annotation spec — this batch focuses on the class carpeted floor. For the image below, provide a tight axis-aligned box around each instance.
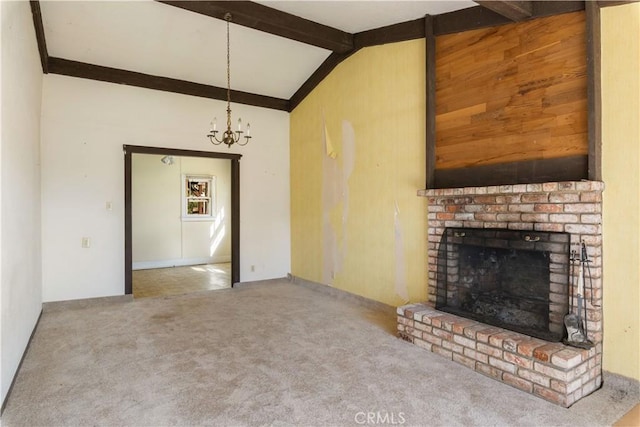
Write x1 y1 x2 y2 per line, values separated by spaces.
2 279 638 426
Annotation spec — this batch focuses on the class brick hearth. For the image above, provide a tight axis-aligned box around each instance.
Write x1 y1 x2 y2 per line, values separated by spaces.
398 181 604 407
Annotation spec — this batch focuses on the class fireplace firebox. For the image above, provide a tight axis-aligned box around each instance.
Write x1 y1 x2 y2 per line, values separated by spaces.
435 228 570 342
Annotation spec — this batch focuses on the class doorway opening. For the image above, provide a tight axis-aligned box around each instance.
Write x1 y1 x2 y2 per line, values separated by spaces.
124 145 241 296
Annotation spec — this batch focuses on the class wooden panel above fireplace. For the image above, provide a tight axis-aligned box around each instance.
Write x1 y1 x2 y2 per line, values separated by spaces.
432 11 588 188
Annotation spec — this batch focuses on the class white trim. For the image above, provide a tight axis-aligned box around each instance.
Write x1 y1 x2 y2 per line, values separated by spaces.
132 255 231 271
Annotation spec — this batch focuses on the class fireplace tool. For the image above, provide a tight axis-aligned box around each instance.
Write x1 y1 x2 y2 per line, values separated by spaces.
564 242 594 349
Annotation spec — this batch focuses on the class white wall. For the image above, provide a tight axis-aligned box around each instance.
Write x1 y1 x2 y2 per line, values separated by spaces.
132 154 232 268
1 0 44 403
179 156 232 263
132 154 182 264
41 74 290 302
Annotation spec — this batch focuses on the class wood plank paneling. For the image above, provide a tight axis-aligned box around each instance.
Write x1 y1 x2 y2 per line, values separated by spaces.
435 12 588 175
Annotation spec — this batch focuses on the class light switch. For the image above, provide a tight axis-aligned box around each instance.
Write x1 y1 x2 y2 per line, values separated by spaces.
106 201 113 211
82 237 91 248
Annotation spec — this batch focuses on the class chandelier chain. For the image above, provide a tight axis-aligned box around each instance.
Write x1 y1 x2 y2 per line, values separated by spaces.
225 13 232 131
206 12 251 148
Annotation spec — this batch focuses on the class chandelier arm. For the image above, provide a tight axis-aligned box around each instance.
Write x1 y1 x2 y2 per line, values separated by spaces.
236 136 251 146
207 131 224 145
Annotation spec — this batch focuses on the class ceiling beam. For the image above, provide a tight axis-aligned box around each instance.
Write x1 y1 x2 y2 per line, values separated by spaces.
157 1 353 53
29 1 49 73
434 2 584 36
35 0 592 114
289 51 357 111
47 57 290 111
290 17 428 111
434 6 511 35
289 2 587 111
598 0 639 7
354 18 425 49
530 1 585 18
474 1 533 21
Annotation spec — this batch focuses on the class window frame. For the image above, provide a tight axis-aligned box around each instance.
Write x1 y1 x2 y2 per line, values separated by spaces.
182 174 216 221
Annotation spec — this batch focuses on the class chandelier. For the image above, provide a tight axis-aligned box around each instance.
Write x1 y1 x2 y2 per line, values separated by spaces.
207 13 251 147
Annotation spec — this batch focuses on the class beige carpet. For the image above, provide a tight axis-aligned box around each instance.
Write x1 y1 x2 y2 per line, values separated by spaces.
2 279 638 426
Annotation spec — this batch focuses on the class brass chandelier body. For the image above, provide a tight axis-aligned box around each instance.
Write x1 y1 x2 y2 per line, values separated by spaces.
207 13 251 147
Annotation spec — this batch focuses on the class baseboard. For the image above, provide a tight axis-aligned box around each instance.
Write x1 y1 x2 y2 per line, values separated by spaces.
288 274 396 315
43 294 133 313
132 256 231 271
233 277 290 289
1 308 43 415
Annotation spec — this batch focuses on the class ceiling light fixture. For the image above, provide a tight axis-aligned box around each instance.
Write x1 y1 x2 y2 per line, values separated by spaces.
207 13 251 148
161 155 175 165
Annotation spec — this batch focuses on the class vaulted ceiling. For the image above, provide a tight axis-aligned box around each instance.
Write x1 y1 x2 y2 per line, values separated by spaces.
31 1 590 112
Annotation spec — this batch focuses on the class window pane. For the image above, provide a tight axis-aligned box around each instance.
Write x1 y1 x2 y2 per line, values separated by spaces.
187 200 209 215
188 180 209 197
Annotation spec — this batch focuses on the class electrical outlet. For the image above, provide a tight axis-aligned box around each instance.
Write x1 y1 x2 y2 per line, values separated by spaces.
251 265 255 272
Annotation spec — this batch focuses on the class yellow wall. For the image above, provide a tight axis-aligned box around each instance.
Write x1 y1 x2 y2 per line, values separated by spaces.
601 3 640 381
290 6 640 381
290 40 428 306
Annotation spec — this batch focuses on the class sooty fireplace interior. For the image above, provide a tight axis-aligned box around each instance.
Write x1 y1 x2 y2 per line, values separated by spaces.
436 228 570 342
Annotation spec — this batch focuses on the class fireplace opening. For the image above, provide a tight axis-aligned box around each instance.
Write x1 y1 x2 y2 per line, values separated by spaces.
436 228 570 342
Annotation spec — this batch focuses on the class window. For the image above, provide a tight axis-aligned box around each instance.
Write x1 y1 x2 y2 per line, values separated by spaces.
182 175 215 220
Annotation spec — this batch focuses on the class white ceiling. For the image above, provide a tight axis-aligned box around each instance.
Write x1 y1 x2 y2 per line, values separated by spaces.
257 1 476 33
40 0 476 100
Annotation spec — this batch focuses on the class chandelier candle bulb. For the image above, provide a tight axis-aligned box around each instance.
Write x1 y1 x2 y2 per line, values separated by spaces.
212 118 217 132
238 118 242 131
247 123 251 136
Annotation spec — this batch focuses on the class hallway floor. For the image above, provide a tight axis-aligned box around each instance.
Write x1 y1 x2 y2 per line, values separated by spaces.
132 263 231 298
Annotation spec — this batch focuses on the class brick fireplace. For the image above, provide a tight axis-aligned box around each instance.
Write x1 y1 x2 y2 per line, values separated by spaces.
398 181 604 407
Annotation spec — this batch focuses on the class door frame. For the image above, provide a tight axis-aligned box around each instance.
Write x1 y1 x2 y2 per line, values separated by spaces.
123 145 242 294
